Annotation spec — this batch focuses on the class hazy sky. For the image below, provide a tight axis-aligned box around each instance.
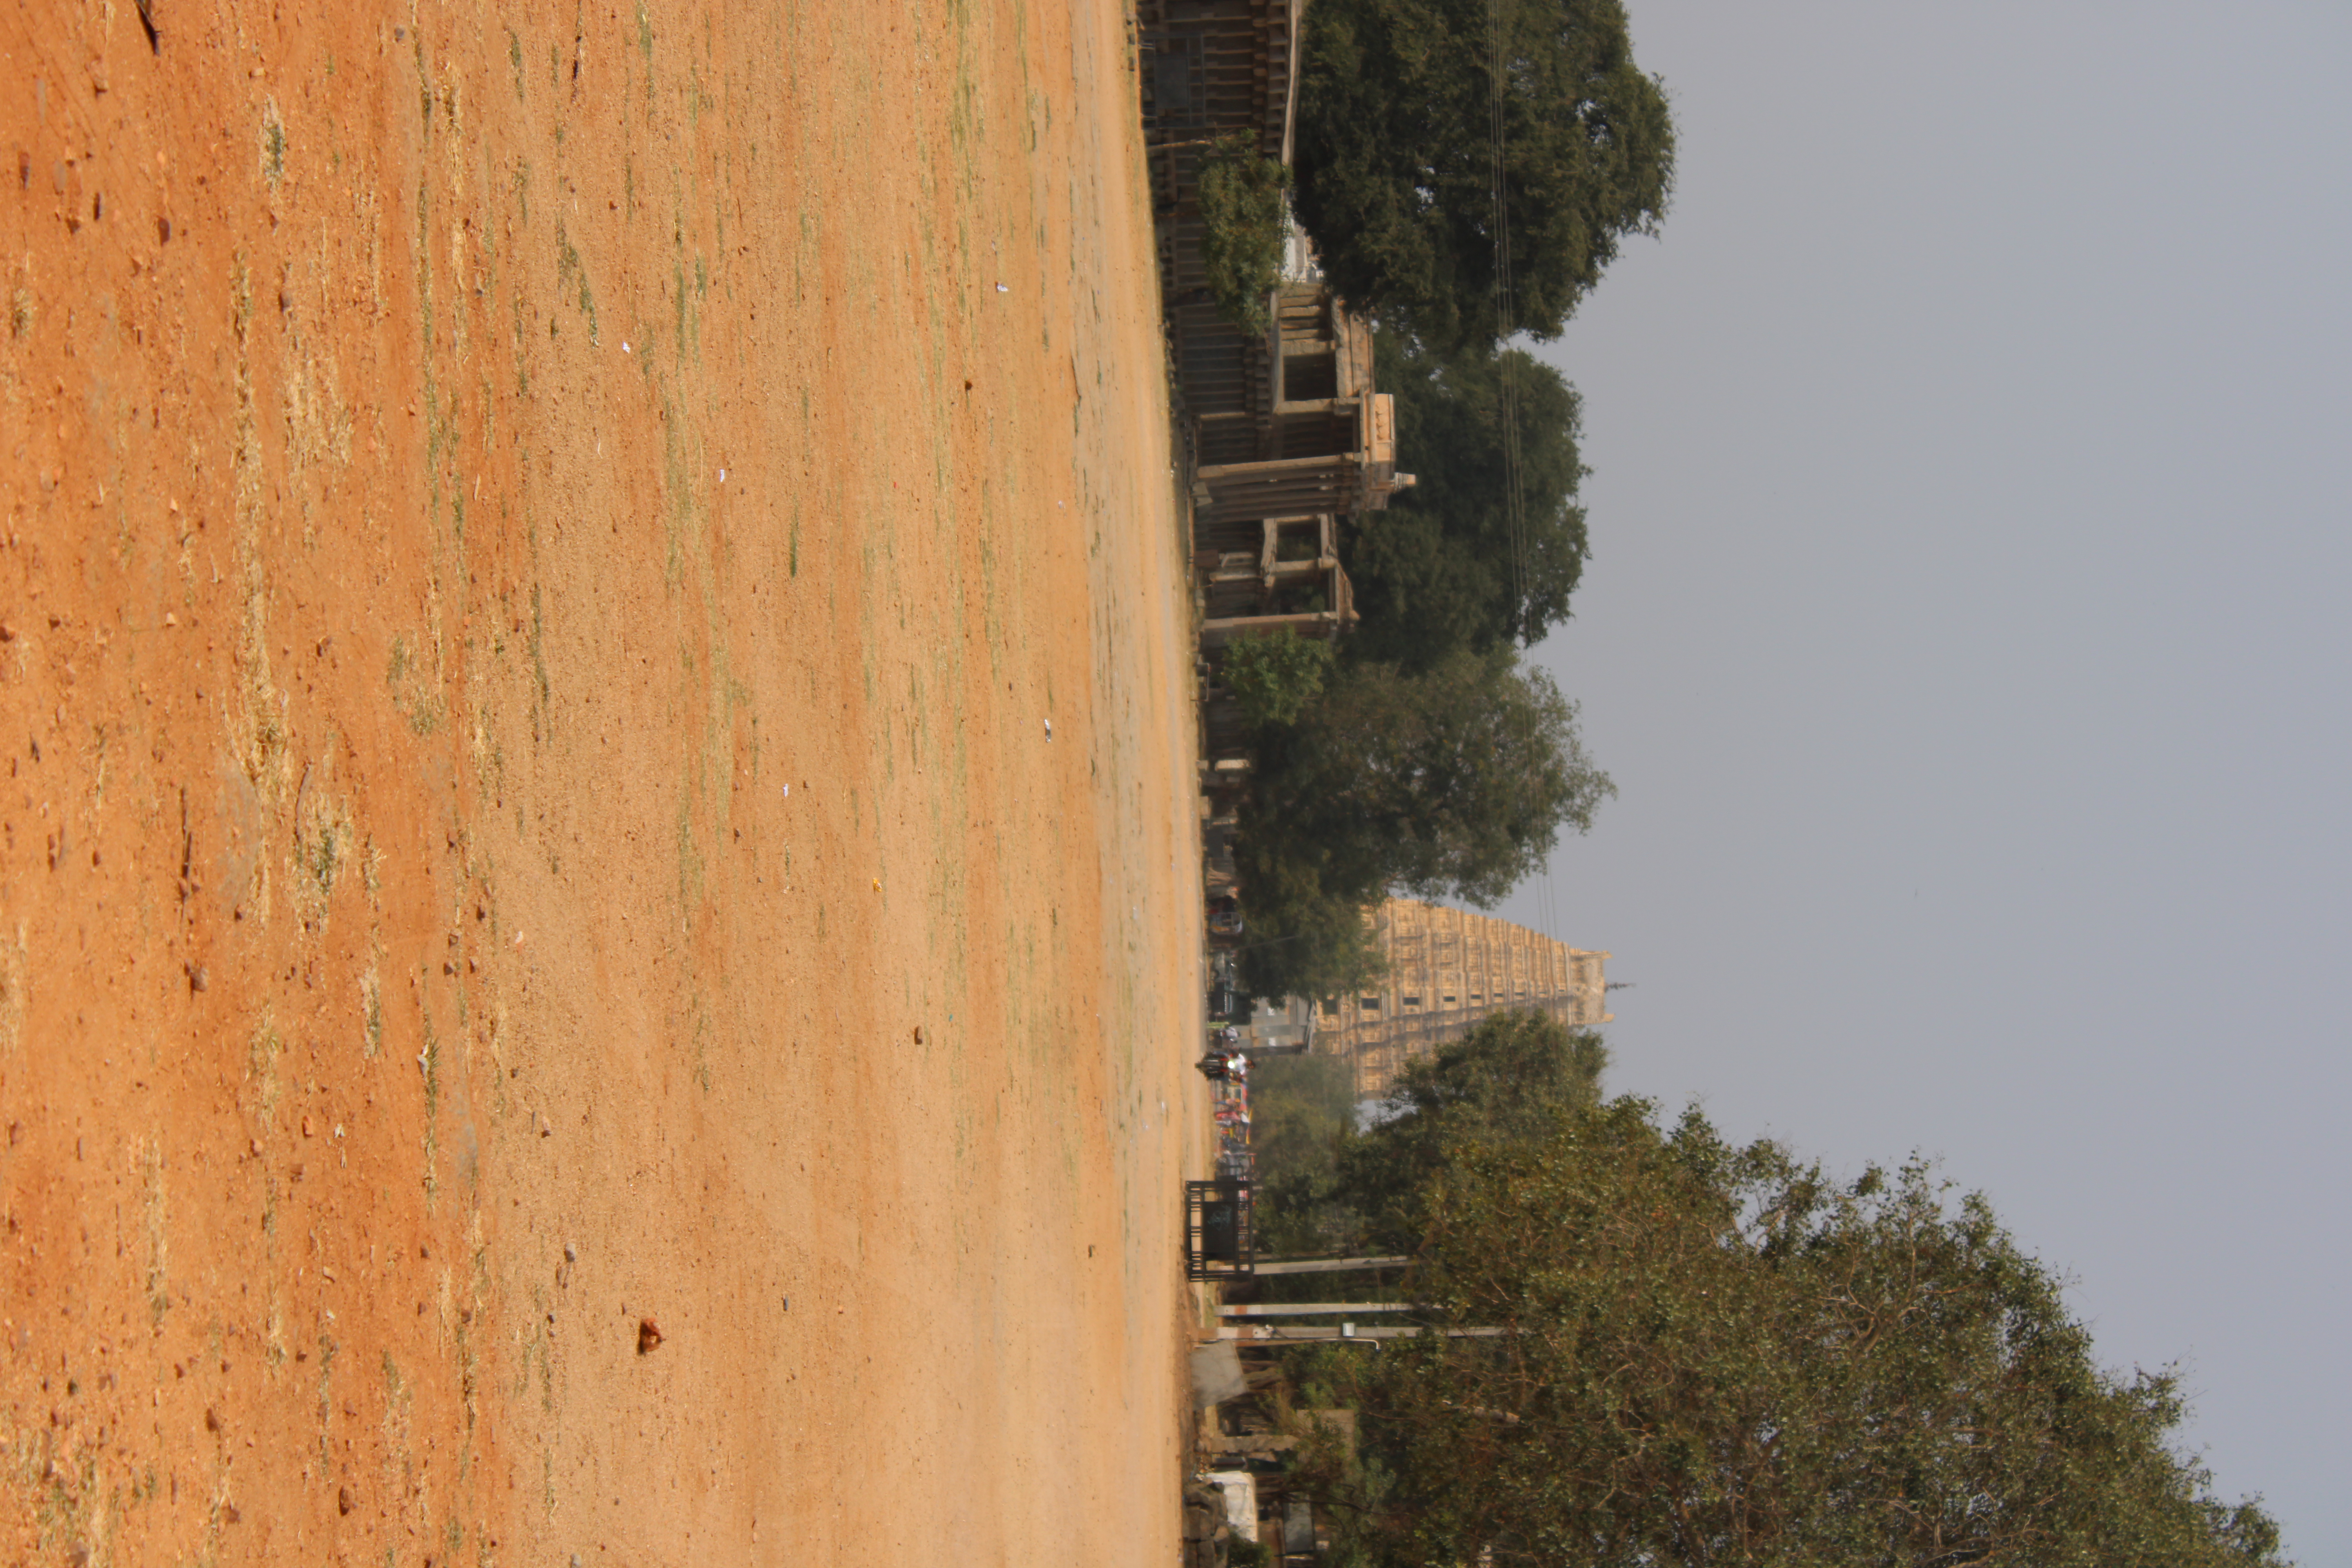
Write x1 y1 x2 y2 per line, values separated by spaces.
1485 2 2352 1557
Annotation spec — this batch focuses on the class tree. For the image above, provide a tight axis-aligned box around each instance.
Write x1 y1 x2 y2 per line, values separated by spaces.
1196 133 1295 336
1337 1008 1607 1243
1246 1052 1366 1258
1253 1009 1611 1256
1294 1100 2291 1568
1220 627 1339 727
1230 851 1391 1005
1240 647 1613 913
1292 0 1675 350
1346 334 1590 668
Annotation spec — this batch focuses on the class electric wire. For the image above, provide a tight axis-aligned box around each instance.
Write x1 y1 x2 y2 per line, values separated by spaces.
1485 0 1563 944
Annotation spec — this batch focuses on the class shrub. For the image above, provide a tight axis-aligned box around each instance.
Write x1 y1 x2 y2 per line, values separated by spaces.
1218 627 1334 729
1196 133 1293 337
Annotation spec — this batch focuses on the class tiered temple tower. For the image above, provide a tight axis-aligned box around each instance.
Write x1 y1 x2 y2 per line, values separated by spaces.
1317 898 1611 1098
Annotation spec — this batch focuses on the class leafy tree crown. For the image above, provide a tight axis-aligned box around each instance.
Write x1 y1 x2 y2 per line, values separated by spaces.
1221 628 1339 728
1290 1094 2292 1568
1196 132 1295 337
1346 333 1592 667
1292 0 1676 351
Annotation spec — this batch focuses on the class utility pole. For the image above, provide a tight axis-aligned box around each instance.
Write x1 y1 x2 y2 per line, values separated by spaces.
1217 1323 1503 1343
1248 1256 1410 1277
1219 1301 1415 1317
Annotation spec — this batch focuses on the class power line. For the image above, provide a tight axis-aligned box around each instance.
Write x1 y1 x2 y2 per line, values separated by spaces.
1486 0 1531 647
1486 0 1559 943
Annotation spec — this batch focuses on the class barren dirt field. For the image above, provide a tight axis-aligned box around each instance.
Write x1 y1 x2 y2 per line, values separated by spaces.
0 0 1204 1562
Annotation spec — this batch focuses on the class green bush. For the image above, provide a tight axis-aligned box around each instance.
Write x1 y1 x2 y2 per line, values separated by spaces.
1218 627 1334 729
1247 1053 1361 1256
1196 133 1293 337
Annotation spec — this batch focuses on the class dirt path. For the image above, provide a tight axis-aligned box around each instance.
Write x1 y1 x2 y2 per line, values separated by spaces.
0 1 1202 1562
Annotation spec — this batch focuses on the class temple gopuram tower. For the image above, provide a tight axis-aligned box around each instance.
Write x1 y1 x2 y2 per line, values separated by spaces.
1318 898 1611 1098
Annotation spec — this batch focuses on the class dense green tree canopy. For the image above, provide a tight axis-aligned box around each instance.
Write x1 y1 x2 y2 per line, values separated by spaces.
1253 1010 1608 1256
1232 650 1609 1000
1229 846 1390 1004
1246 1051 1366 1257
1347 335 1590 668
1220 627 1339 728
1295 1099 2289 1568
1293 0 1676 349
1241 646 1612 911
1196 133 1294 336
1338 1008 1607 1234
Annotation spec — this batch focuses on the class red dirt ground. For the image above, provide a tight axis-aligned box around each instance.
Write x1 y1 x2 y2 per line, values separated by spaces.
0 1 1206 1561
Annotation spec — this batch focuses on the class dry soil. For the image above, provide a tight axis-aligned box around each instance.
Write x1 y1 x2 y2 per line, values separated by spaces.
0 0 1204 1561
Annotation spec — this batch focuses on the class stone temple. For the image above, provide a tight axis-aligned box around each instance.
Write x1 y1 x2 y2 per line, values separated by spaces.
1241 897 1610 1098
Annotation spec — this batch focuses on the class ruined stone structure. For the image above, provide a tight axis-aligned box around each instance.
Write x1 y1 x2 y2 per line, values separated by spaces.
1139 0 1299 165
1193 286 1416 655
1317 899 1610 1098
1142 1 1405 682
1140 0 1301 439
